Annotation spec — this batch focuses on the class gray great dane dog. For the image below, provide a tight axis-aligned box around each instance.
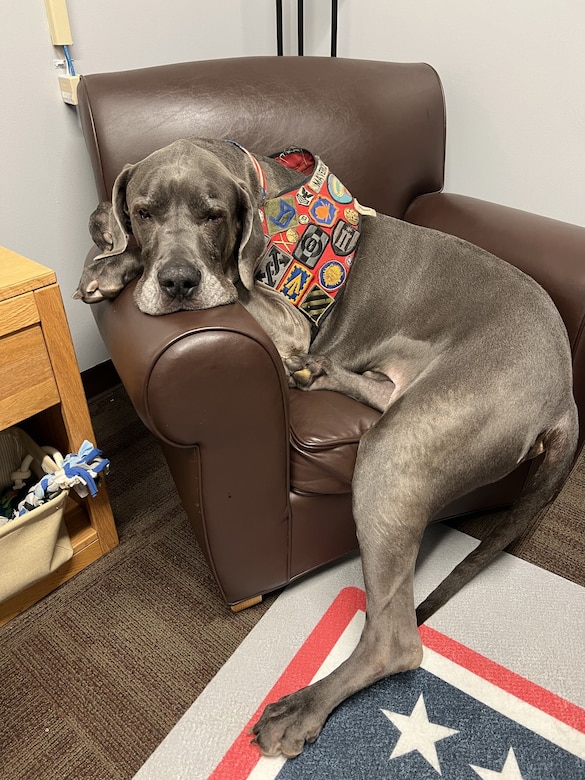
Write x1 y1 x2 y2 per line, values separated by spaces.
75 138 578 758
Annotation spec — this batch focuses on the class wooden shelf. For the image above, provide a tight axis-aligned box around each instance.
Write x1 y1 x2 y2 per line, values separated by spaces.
0 247 119 626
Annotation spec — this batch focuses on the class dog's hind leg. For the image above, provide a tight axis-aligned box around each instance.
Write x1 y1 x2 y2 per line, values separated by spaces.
415 407 579 625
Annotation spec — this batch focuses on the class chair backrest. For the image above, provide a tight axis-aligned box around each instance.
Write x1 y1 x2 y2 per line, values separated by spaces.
78 56 445 218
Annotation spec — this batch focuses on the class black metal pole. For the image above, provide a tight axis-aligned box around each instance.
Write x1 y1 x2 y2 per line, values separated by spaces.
276 0 283 56
331 0 338 57
298 0 304 56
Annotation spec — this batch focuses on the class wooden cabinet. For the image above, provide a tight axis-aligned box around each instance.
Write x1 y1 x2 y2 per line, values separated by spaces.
0 247 118 625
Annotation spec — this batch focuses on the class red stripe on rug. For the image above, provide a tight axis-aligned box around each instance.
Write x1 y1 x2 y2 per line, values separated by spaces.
209 587 366 779
419 623 585 734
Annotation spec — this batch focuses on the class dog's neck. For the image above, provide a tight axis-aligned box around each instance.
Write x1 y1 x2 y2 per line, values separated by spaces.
226 140 269 199
226 140 309 203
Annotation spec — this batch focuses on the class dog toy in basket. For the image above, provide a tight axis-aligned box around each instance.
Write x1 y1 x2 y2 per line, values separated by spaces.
16 440 109 515
14 440 109 518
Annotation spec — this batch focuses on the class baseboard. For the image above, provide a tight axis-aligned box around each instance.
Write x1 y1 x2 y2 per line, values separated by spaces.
81 360 121 400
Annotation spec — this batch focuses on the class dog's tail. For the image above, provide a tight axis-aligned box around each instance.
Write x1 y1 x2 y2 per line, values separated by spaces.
415 406 579 625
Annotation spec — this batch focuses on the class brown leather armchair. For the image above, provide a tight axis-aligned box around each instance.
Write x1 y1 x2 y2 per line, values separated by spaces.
78 57 585 610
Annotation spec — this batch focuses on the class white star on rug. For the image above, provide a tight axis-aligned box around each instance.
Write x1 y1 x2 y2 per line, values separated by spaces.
381 692 459 773
470 747 525 779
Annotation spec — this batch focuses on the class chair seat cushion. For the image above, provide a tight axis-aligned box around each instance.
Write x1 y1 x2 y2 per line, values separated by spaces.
289 390 381 494
288 388 534 516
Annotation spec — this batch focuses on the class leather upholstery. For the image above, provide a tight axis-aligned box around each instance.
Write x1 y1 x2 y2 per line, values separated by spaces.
78 57 445 216
78 57 585 607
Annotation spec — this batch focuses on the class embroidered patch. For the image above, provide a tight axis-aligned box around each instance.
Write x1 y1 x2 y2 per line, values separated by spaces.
293 224 329 268
255 245 292 288
265 196 299 235
344 207 360 226
299 285 336 325
272 231 297 255
309 196 338 227
332 220 360 256
296 186 314 207
307 158 328 193
319 261 346 291
279 262 312 304
327 173 353 204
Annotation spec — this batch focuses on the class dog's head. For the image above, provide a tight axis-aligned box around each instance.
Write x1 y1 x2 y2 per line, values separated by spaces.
99 139 267 315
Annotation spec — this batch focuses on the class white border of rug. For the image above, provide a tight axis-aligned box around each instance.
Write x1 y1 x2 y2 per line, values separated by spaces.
134 524 585 779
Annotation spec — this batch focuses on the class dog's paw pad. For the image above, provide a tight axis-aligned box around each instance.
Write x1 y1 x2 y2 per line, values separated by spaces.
292 367 313 386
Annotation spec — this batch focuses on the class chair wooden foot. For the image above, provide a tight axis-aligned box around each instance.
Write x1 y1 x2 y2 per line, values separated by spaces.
230 595 263 612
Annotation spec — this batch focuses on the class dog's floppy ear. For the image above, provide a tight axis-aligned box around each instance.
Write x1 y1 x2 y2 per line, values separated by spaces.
91 164 134 261
236 181 268 290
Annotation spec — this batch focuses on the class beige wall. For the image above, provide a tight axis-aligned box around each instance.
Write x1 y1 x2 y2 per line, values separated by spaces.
344 0 585 226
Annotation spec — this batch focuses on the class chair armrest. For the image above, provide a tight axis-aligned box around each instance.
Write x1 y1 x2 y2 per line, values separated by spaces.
93 278 292 604
405 192 585 451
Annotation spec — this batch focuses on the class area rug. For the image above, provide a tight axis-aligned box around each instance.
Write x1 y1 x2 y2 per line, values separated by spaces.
133 525 585 779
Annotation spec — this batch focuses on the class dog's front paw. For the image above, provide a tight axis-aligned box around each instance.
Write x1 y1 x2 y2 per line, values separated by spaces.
73 251 143 304
284 354 333 389
251 687 325 758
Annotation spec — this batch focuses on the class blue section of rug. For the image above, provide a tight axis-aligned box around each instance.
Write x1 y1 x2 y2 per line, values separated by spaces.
275 667 584 779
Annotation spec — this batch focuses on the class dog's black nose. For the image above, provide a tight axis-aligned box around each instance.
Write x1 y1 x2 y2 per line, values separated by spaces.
157 263 202 300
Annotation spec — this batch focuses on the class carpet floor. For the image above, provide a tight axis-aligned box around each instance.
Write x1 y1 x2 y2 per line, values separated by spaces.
1 384 584 779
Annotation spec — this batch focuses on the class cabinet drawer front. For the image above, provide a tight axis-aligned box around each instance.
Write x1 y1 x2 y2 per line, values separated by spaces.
0 326 60 430
0 293 39 338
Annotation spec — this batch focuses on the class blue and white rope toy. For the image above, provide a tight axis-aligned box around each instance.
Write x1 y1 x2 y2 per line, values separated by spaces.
5 441 109 522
